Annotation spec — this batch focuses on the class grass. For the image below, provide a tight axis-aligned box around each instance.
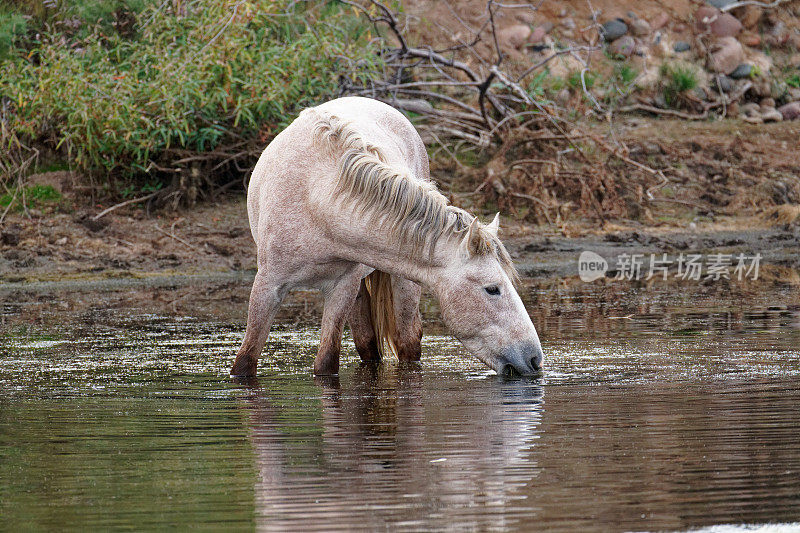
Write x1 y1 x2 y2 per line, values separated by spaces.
787 73 800 89
0 185 63 212
660 62 699 107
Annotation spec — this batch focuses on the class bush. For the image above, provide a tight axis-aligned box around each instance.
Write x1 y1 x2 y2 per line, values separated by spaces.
660 61 699 108
0 1 380 200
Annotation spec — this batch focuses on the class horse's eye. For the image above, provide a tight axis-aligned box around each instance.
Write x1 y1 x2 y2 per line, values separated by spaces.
484 285 501 296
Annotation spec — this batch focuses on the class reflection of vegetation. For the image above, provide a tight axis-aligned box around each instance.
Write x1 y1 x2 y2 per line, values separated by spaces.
0 394 257 529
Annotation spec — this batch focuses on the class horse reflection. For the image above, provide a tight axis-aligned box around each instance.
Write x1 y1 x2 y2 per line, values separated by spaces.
241 365 544 531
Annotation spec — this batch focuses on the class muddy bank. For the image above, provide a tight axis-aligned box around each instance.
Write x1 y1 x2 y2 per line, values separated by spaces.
2 196 799 287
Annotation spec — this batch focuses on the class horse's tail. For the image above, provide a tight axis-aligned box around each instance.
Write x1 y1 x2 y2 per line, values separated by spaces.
364 270 398 358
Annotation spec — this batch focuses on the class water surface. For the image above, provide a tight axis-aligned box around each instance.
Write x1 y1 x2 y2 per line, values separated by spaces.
1 279 799 531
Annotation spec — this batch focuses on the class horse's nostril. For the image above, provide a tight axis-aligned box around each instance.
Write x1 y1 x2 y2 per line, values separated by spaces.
530 356 542 372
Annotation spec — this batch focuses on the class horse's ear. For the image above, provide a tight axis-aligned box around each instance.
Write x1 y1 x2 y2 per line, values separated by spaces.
486 213 500 237
461 217 483 257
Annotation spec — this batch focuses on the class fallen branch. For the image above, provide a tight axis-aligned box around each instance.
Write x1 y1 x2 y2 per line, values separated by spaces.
154 224 200 251
93 192 158 221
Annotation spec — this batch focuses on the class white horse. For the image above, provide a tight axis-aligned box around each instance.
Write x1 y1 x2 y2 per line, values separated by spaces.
233 97 543 377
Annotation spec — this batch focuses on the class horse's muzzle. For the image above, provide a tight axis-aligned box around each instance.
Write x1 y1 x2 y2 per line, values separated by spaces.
498 341 543 377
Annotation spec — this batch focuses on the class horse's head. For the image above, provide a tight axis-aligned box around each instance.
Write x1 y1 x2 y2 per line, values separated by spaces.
435 215 543 377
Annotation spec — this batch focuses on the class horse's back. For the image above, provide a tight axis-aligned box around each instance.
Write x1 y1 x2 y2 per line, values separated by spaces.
246 97 430 273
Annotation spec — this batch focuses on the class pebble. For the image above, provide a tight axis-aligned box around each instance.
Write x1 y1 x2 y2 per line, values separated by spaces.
562 17 576 30
760 107 784 122
601 19 628 41
713 75 735 92
498 24 532 49
736 5 763 29
673 41 691 52
608 35 636 58
630 18 651 36
730 63 753 79
707 0 735 8
711 13 743 37
530 25 547 43
740 102 761 115
708 36 744 75
760 97 775 108
741 33 761 47
651 12 669 31
778 102 800 120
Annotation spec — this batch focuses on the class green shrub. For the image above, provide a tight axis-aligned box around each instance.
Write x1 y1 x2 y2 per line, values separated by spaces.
0 0 380 195
660 61 699 107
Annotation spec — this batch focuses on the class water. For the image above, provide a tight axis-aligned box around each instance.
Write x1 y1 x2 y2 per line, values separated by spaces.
1 278 799 531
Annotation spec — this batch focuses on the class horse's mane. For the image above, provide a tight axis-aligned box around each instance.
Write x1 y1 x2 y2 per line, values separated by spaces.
308 108 517 282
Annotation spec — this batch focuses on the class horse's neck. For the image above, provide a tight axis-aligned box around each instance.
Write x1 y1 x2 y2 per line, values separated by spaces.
341 227 457 287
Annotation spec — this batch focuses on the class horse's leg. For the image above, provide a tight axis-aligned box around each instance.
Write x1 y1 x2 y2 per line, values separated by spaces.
392 277 423 361
347 278 381 363
314 272 363 375
232 271 284 377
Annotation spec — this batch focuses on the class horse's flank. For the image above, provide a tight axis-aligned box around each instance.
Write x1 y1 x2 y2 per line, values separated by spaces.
306 106 517 282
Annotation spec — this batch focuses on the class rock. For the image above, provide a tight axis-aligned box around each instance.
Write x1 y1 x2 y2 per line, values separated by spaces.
760 97 775 108
695 6 720 32
713 74 735 92
734 5 763 29
696 6 742 37
742 114 763 124
673 41 691 53
788 88 800 101
707 0 735 8
760 107 783 122
556 88 571 105
712 13 743 37
789 54 800 68
562 17 576 30
530 25 547 43
498 24 532 49
741 32 761 47
741 102 761 115
608 35 636 58
708 37 744 75
745 50 772 75
601 19 628 41
651 12 670 30
0 224 21 246
630 18 651 36
515 11 536 24
727 101 740 117
778 102 800 120
730 63 753 79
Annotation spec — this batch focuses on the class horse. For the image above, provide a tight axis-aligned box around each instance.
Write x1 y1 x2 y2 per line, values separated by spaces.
232 96 544 377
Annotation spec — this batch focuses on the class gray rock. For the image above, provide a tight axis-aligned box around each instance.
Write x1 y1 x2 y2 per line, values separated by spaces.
730 63 753 79
601 19 628 41
673 41 691 52
713 75 735 92
707 0 735 8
